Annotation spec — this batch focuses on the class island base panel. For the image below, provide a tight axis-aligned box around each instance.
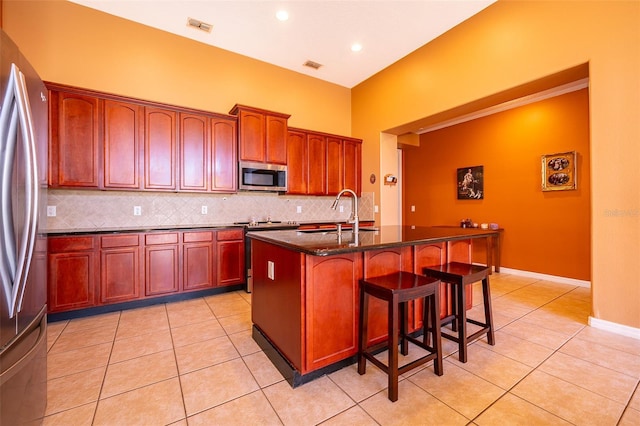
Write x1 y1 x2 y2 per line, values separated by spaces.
252 326 355 388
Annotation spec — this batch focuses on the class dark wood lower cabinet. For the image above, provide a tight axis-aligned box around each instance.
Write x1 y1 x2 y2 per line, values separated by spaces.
47 228 244 314
216 229 245 286
145 233 180 296
305 253 362 372
183 231 215 291
101 234 141 303
48 236 98 313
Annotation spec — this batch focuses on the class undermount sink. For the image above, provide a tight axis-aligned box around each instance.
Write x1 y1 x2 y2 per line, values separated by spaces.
297 226 379 234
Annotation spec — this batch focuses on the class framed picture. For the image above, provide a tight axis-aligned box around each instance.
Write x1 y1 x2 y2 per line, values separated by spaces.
457 165 483 199
542 151 577 191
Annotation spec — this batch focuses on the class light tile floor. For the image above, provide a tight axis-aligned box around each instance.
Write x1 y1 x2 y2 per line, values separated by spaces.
44 273 640 425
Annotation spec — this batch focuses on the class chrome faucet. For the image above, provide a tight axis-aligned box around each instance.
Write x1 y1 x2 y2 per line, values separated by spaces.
331 189 359 234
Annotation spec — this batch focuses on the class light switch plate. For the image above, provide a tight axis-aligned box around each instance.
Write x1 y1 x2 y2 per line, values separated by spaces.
296 206 302 213
47 206 56 217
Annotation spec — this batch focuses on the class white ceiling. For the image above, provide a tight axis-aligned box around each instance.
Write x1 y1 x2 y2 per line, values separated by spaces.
69 0 496 88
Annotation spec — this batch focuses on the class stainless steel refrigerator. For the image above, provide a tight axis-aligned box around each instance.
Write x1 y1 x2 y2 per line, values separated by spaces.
0 29 48 424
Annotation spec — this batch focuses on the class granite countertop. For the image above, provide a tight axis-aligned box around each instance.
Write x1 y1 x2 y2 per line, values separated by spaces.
44 223 243 236
247 225 500 256
43 220 376 236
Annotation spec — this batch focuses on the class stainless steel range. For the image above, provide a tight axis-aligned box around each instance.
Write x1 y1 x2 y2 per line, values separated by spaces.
234 221 299 292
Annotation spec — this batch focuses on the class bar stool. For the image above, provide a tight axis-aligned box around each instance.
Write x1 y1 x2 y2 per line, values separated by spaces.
358 271 443 402
423 262 495 363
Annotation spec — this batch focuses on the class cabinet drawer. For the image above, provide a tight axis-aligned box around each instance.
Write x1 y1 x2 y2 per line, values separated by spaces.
145 233 179 245
48 236 96 253
183 231 214 243
101 234 140 248
216 229 243 241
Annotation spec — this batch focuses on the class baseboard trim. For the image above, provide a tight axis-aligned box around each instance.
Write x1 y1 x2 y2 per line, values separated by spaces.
491 266 591 288
589 316 640 341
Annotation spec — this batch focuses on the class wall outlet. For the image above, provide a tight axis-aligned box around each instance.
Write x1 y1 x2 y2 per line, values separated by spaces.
411 205 416 212
201 205 208 214
296 206 302 213
374 205 379 213
267 261 275 280
46 206 56 217
133 206 142 216
339 205 344 213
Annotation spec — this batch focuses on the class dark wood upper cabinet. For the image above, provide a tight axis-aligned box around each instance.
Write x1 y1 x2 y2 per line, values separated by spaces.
343 138 362 196
179 112 209 192
307 133 327 195
286 128 362 196
144 107 177 191
236 109 264 162
49 91 101 188
230 104 290 165
47 86 359 196
104 100 142 189
210 117 237 192
326 137 343 195
265 115 288 164
286 130 308 195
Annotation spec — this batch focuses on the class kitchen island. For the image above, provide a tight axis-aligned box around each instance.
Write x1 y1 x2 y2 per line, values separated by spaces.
247 226 500 386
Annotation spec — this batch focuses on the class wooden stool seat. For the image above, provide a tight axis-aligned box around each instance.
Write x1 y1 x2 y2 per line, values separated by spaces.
358 271 443 402
423 262 495 363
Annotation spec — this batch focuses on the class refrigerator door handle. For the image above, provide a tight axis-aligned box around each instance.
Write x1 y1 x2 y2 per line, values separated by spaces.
0 64 38 318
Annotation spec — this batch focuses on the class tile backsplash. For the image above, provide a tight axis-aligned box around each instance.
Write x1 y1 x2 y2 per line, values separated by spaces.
45 190 375 232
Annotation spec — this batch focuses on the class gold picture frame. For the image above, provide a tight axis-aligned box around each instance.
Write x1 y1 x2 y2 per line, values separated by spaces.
541 151 577 191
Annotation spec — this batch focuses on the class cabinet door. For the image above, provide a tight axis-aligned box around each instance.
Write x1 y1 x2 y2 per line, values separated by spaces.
211 117 237 192
343 139 362 196
104 100 142 189
183 231 215 291
47 237 98 313
145 233 180 296
326 137 343 195
144 107 177 190
307 133 327 195
286 131 308 194
179 113 209 191
216 230 245 286
305 253 362 371
100 235 141 303
49 91 101 188
265 115 288 164
238 110 265 162
363 246 412 346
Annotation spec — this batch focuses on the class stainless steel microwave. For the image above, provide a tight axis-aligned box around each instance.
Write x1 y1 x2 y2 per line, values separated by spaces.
238 161 287 192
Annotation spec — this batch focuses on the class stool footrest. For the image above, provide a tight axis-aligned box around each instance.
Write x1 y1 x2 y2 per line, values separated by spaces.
360 344 440 377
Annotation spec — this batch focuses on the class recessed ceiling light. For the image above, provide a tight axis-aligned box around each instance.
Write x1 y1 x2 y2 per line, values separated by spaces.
351 43 363 52
276 10 289 21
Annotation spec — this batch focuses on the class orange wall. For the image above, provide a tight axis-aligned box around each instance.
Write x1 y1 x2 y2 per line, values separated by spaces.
404 89 590 280
352 1 640 330
2 0 351 135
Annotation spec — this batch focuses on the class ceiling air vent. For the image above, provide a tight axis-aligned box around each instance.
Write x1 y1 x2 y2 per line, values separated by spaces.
303 60 323 70
187 18 212 33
